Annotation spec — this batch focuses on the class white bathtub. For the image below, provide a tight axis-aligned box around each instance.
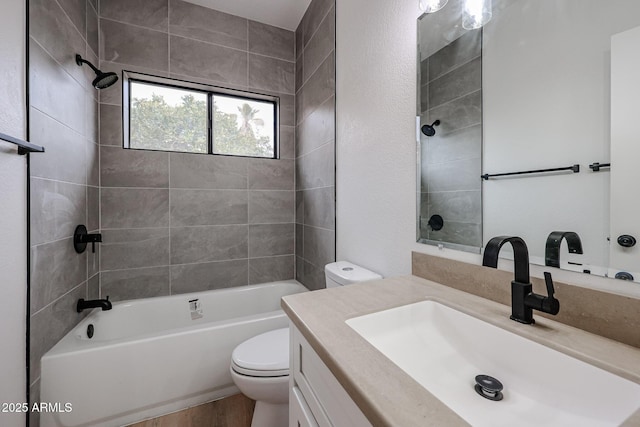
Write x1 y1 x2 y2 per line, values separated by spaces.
40 280 307 427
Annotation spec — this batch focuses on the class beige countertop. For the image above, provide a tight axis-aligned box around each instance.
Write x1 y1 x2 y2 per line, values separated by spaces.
282 275 640 426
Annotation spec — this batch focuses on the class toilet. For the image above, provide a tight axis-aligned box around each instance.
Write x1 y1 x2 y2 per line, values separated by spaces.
230 261 382 427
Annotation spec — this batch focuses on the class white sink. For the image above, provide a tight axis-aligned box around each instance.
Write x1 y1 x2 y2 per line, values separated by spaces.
346 300 640 427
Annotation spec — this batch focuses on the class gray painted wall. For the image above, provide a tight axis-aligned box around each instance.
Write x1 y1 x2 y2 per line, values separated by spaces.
295 0 336 290
419 29 482 248
28 0 100 423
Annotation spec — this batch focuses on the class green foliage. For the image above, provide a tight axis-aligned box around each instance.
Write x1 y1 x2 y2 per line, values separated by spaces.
130 93 274 158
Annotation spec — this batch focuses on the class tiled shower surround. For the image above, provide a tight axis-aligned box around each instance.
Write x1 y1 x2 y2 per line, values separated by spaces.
295 0 336 290
419 29 482 248
28 0 335 420
28 0 100 421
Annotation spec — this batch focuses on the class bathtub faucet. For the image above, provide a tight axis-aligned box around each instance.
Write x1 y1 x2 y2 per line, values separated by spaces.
77 297 112 313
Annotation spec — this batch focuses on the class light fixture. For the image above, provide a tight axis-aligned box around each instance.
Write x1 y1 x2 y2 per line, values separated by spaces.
462 0 492 30
418 0 449 13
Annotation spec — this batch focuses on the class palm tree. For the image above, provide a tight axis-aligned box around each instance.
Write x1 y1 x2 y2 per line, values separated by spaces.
237 103 264 137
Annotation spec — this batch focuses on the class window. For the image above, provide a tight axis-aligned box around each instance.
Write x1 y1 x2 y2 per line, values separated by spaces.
123 72 278 159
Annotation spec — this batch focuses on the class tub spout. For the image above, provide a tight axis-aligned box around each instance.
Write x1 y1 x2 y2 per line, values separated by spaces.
77 297 112 313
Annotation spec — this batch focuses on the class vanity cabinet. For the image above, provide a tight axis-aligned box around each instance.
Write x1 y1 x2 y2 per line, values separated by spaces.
289 323 372 427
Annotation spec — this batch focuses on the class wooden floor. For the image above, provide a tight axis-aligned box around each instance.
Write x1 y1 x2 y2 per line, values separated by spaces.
127 394 255 427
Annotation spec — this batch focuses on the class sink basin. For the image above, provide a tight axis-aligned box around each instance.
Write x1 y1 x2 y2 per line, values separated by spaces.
346 300 640 426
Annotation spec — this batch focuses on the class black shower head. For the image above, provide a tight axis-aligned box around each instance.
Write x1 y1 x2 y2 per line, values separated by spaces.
421 119 441 137
75 54 118 89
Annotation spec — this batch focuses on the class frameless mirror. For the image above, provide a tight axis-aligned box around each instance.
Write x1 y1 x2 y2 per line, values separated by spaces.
417 0 640 283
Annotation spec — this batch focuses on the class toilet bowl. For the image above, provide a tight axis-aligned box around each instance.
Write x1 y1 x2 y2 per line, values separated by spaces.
230 328 290 427
230 262 382 427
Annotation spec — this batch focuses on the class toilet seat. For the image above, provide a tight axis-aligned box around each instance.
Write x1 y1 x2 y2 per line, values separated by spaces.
231 328 289 377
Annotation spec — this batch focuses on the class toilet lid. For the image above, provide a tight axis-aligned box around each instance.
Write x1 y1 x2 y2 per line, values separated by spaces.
231 327 289 377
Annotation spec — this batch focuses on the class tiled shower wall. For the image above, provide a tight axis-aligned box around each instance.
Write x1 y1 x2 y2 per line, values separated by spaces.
419 29 482 248
295 0 336 290
28 0 100 421
97 0 297 300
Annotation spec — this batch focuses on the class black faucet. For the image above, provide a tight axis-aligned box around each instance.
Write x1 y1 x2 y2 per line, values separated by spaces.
545 231 583 268
77 297 112 313
483 236 560 324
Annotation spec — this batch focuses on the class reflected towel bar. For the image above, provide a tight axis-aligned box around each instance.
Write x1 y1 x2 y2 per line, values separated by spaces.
589 162 610 172
481 164 579 180
0 132 45 155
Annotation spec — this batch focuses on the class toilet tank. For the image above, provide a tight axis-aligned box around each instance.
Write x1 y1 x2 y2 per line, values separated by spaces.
324 261 382 288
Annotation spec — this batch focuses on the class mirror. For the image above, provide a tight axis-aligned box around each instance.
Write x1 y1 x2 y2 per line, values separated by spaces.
417 0 640 282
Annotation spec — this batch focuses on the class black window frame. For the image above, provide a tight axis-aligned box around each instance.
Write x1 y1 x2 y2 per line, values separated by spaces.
122 71 280 159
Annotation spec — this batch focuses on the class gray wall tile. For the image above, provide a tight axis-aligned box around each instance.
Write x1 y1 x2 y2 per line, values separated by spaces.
170 225 248 264
86 142 100 187
429 56 481 109
425 221 482 247
297 96 334 156
295 256 325 290
169 0 247 50
30 0 87 85
87 3 99 55
249 191 294 224
101 188 169 228
280 125 295 159
426 157 481 192
86 94 98 143
170 260 249 294
170 35 247 86
99 103 122 146
303 225 335 268
101 19 168 70
101 146 169 188
296 142 334 190
302 0 333 48
427 90 482 134
101 228 170 270
58 0 86 36
100 266 170 301
249 54 295 94
87 185 99 232
302 186 335 230
429 29 481 81
279 94 295 127
30 282 87 383
170 189 248 226
249 223 294 257
30 108 86 184
30 40 86 134
249 255 294 284
170 153 247 189
30 178 87 246
31 239 87 313
248 159 294 190
296 223 303 256
296 52 334 124
295 54 303 93
248 21 294 62
302 6 334 84
296 190 304 224
100 0 168 31
428 190 482 224
295 20 303 59
88 273 100 299
88 244 99 278
422 124 482 165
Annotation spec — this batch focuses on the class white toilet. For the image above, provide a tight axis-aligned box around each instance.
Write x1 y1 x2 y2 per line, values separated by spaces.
230 261 382 427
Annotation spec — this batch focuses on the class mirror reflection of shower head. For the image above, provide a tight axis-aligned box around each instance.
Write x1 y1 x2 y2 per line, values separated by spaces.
75 54 118 89
421 120 440 137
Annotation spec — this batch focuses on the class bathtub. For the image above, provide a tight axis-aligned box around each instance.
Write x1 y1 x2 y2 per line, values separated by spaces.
40 280 307 427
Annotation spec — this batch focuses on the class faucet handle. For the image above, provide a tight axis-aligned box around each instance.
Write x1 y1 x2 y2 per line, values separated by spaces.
542 272 560 315
543 272 555 297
